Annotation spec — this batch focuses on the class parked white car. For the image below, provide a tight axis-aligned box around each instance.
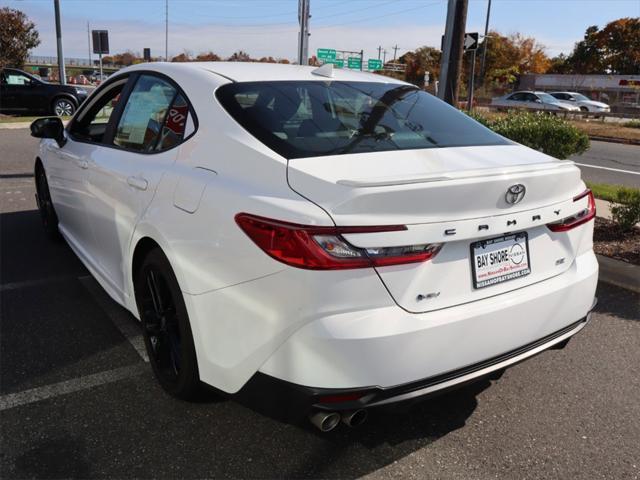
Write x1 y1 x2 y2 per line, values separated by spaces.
491 91 581 111
31 62 598 432
549 91 611 113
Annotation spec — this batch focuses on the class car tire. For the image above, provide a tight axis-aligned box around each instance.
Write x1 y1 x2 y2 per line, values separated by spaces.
580 106 589 112
35 163 61 240
52 97 76 117
134 248 201 400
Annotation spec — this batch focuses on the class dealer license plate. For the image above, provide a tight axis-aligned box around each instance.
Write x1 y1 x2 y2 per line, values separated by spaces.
471 232 531 289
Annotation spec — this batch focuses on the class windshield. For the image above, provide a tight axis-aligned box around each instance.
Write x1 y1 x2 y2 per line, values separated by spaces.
537 93 559 103
216 81 509 159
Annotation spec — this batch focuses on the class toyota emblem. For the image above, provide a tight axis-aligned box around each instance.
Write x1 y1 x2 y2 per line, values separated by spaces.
505 184 526 204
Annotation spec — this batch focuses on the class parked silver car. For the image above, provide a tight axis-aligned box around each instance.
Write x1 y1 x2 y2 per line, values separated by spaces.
549 92 610 113
491 91 580 112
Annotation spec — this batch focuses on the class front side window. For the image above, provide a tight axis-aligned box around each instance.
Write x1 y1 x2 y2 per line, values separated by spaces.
216 81 509 159
69 79 125 143
114 75 178 152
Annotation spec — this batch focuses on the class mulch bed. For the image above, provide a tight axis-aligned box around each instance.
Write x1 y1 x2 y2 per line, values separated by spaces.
593 217 640 265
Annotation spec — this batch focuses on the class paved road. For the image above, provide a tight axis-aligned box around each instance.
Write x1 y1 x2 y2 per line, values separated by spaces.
571 140 640 188
1 129 639 478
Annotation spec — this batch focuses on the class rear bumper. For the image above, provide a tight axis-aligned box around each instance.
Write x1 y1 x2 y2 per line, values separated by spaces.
238 305 595 418
258 250 598 390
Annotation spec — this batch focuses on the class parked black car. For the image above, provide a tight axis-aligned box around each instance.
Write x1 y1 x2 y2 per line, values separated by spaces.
0 68 89 117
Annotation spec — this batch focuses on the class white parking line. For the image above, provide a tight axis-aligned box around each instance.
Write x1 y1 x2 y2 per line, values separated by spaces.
574 163 640 175
0 364 147 411
79 276 149 362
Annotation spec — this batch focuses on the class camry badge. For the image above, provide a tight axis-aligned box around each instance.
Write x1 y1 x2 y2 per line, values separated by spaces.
505 184 526 205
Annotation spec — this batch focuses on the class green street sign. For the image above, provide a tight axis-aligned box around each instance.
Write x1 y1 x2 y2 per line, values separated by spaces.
367 59 383 70
317 48 336 61
325 58 344 68
347 57 362 69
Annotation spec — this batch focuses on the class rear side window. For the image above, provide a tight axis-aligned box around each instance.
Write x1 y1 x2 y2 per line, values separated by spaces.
216 81 508 159
114 74 190 152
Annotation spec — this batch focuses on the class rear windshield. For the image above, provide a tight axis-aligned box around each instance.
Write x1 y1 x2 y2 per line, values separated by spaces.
215 81 509 159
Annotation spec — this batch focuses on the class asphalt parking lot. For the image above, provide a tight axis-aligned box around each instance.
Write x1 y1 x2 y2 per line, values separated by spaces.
1 130 639 479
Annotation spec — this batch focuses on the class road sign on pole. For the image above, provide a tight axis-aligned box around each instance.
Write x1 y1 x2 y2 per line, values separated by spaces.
347 57 361 69
327 58 344 68
317 48 337 61
464 32 479 51
367 59 383 70
91 30 109 82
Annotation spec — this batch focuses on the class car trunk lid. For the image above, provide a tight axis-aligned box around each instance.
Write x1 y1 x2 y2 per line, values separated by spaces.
287 144 587 313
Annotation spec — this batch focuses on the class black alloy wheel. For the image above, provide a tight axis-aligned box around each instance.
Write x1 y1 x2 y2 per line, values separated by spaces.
35 165 60 239
135 248 200 399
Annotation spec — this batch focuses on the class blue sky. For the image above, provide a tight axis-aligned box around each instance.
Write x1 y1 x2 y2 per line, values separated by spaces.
4 0 640 61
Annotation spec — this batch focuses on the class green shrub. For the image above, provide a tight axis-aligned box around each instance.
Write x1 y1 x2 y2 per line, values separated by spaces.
469 111 590 159
624 120 640 129
611 187 640 231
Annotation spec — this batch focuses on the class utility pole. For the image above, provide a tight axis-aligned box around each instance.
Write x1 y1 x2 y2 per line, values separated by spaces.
377 45 382 60
165 0 169 61
87 22 91 67
297 0 310 65
360 49 364 71
54 0 66 84
479 0 492 85
392 44 399 61
382 49 387 64
467 48 476 110
438 0 468 105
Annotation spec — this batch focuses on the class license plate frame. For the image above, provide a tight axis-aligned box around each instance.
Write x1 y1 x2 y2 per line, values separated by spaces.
470 232 531 289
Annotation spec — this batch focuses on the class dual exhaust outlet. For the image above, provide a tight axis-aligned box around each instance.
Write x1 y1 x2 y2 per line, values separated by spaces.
309 409 368 432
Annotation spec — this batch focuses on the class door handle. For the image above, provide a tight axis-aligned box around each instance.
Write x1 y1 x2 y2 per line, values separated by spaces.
77 160 89 169
127 176 148 191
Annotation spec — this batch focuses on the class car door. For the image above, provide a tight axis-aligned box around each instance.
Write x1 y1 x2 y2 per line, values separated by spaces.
48 76 130 264
0 70 34 112
85 73 193 295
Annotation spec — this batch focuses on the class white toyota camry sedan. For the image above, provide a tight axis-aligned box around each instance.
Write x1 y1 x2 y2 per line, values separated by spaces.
31 62 598 432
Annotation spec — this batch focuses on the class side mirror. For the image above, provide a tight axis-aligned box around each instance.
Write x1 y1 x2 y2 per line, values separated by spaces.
534 99 542 104
31 117 66 147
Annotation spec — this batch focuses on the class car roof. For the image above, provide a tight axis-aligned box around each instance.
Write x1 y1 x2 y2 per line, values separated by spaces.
122 61 408 84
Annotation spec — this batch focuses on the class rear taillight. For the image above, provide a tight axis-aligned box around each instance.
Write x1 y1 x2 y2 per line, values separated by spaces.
235 213 442 270
547 189 596 232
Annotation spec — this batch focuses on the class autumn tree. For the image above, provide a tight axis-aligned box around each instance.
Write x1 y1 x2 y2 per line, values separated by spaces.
0 8 40 69
228 50 252 62
195 51 221 61
553 18 640 74
103 51 142 66
598 17 640 73
476 31 550 85
171 52 192 62
398 46 440 86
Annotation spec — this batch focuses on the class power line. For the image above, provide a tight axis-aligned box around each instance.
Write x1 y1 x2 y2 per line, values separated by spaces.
314 1 444 29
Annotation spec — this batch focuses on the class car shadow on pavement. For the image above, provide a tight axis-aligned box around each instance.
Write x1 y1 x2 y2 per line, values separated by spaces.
594 282 639 322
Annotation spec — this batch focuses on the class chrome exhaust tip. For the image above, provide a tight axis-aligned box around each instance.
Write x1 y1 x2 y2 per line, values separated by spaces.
309 411 341 432
341 409 368 428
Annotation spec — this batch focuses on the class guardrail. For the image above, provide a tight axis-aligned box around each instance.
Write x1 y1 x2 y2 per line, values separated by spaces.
482 104 640 120
26 56 126 69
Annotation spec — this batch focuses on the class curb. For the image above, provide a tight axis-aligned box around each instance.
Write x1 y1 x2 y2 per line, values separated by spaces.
0 122 33 130
588 135 640 146
597 254 640 293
